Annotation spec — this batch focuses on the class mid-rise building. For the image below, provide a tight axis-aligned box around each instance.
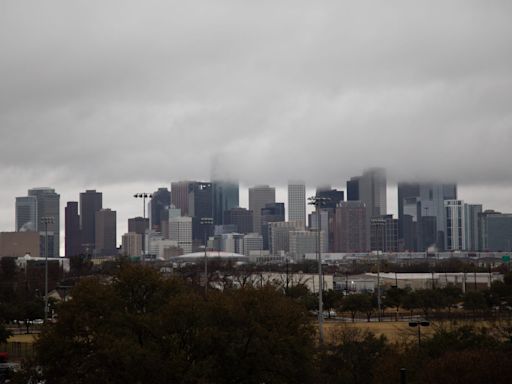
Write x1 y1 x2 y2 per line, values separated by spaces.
188 182 213 243
333 201 368 253
261 203 285 249
289 230 326 261
249 185 275 235
242 233 263 256
95 209 117 256
370 215 399 252
0 231 40 257
308 209 329 252
465 204 482 251
169 216 193 254
268 220 303 255
479 211 512 252
288 182 306 226
122 232 143 258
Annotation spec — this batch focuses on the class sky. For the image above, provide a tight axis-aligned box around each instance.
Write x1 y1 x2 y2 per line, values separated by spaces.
1 1 512 251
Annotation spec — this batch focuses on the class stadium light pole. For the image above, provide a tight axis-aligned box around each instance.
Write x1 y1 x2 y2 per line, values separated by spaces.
308 196 330 345
41 216 54 322
133 193 152 262
200 217 213 296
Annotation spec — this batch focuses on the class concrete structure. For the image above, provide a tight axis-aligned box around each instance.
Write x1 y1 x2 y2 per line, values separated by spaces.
261 202 285 249
334 201 368 253
169 216 193 254
445 200 466 251
309 209 329 252
15 196 37 232
209 233 244 254
95 209 117 256
128 216 149 236
0 232 40 257
248 185 275 235
289 230 326 260
268 220 304 255
27 188 60 257
287 182 306 226
122 232 143 258
79 190 102 254
212 180 239 225
65 201 81 257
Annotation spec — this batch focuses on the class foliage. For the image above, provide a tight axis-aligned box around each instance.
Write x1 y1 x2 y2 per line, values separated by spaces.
0 322 12 344
19 265 316 384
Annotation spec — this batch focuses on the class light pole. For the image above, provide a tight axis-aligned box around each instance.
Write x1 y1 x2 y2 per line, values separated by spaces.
133 193 152 262
308 196 330 345
41 216 54 322
200 217 213 296
409 320 430 347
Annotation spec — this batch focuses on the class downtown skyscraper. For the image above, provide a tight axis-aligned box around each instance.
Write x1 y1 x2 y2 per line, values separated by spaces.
287 182 306 227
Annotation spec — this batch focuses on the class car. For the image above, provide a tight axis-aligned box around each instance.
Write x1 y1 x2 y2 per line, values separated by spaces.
33 319 44 325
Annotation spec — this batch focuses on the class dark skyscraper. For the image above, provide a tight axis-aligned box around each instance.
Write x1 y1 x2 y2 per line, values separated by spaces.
28 187 60 257
65 201 81 257
224 207 253 234
80 190 102 253
95 208 117 256
171 181 192 216
346 178 360 201
315 189 344 209
189 182 213 243
260 202 285 249
212 181 239 225
150 187 171 232
128 217 149 235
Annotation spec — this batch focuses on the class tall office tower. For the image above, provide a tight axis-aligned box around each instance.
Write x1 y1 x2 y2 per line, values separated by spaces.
289 230 326 261
358 168 387 217
465 204 482 251
188 182 213 244
224 207 253 234
249 185 276 235
79 190 102 253
121 232 143 258
397 182 457 251
15 196 38 232
28 187 60 257
370 215 399 252
479 210 512 252
65 202 81 257
212 180 239 225
268 220 303 255
169 216 193 254
261 203 285 249
150 187 170 232
171 181 192 216
346 177 360 201
288 182 306 226
444 200 466 251
95 208 117 256
333 201 368 253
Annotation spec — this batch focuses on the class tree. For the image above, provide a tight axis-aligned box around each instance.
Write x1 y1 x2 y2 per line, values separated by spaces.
463 291 488 314
19 265 316 384
0 257 17 280
342 294 372 322
0 323 12 344
323 290 343 318
383 287 405 320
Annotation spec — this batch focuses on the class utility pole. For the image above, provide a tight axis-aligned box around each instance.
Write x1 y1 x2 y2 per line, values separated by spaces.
41 216 54 322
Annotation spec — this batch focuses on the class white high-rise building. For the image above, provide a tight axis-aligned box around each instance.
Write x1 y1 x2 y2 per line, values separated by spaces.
445 200 466 251
243 233 263 256
287 182 306 226
169 216 193 254
122 232 143 258
249 185 275 235
358 168 387 218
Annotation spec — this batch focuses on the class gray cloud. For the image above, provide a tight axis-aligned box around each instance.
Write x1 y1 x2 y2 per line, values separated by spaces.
1 0 512 247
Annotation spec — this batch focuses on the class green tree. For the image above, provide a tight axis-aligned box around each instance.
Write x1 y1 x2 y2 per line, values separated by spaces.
0 323 12 344
19 265 316 384
342 294 372 322
463 291 488 314
323 290 343 318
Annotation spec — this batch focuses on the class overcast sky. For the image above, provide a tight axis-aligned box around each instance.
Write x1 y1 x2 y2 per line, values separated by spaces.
1 1 512 250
